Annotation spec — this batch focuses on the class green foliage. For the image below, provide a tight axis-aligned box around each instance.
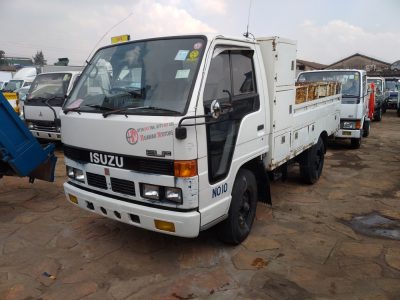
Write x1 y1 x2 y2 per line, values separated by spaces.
33 50 46 66
0 50 8 66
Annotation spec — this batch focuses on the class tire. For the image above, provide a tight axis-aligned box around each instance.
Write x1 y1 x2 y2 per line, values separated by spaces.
217 169 257 245
362 120 370 138
351 138 361 149
299 137 325 184
374 108 382 122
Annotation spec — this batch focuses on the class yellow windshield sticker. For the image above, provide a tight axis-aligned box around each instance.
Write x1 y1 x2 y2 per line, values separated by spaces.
188 50 199 61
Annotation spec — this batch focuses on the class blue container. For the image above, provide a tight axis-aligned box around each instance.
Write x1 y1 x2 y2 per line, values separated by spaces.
0 92 57 181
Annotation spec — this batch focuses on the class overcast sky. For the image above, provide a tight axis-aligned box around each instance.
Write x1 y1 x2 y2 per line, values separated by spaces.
1 0 399 66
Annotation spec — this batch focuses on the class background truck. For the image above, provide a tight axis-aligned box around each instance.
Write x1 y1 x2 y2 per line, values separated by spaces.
298 70 370 149
367 76 384 121
24 70 81 141
60 34 340 244
383 77 400 116
0 70 13 90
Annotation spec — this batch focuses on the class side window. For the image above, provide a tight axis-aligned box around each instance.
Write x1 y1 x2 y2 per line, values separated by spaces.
363 75 367 95
203 52 230 102
231 52 255 96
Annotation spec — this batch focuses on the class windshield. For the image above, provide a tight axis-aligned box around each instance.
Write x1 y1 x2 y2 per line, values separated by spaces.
28 73 72 99
65 36 206 115
367 79 383 94
385 81 399 91
3 80 23 91
298 71 361 97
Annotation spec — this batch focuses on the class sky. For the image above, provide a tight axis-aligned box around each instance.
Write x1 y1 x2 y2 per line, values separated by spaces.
0 0 399 66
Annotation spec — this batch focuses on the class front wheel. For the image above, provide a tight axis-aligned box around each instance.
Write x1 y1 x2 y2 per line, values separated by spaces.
217 169 257 245
351 137 361 149
363 120 370 137
374 108 382 122
299 137 325 184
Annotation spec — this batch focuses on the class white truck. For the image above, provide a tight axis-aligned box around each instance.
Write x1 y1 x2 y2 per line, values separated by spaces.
61 34 340 244
24 70 81 140
298 70 370 149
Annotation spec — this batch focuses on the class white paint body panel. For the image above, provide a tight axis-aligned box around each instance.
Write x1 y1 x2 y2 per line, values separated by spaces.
62 34 340 237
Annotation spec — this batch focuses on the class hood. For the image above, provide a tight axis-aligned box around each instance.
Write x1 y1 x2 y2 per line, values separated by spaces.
60 113 179 159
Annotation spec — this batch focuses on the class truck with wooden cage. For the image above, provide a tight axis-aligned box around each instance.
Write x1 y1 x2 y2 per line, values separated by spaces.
61 35 340 244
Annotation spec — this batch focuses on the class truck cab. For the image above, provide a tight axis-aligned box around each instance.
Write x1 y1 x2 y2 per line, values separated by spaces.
367 76 384 121
298 70 370 148
61 34 340 243
24 71 81 140
383 77 400 116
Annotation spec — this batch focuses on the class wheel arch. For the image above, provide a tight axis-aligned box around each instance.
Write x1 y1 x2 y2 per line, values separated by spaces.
320 131 328 154
241 157 272 205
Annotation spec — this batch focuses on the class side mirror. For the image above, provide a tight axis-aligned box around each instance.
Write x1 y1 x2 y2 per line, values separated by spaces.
210 99 221 119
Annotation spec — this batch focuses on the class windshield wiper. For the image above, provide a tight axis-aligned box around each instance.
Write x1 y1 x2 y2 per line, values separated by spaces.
102 106 181 118
64 104 113 114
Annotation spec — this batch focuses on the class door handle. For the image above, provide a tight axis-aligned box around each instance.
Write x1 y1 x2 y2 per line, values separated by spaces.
257 124 264 131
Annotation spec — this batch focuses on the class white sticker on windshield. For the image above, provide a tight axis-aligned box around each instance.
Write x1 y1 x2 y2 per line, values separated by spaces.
175 69 190 79
175 50 189 61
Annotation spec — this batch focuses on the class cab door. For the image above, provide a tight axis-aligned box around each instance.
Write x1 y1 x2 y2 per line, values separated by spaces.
197 45 266 227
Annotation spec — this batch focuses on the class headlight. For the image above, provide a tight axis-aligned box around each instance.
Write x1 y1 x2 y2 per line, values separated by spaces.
142 184 161 200
66 166 85 183
342 121 355 129
165 187 183 204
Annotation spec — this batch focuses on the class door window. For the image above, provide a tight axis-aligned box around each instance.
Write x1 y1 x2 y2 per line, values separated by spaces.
204 49 259 183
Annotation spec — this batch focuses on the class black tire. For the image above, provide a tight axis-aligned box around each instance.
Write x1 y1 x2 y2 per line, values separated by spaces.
397 109 400 117
217 169 257 245
299 137 325 184
351 138 361 149
374 108 382 122
363 120 370 138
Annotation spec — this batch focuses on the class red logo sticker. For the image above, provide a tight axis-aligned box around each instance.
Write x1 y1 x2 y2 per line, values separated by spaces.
126 128 139 145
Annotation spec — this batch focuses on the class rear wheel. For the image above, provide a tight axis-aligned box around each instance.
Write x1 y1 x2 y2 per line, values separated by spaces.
299 137 325 184
217 169 257 245
351 137 361 149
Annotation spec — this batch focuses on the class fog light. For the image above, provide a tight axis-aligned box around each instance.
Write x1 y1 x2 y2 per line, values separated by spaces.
68 194 78 204
165 187 182 204
154 220 175 232
142 184 161 200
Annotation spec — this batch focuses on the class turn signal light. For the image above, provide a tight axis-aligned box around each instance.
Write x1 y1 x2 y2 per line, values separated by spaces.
174 160 197 178
68 194 78 204
355 120 362 129
154 220 176 232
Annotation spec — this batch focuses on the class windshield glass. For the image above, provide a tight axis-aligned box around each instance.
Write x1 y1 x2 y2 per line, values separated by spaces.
298 71 361 97
4 80 23 91
385 81 399 91
65 36 206 115
28 73 72 99
367 78 383 91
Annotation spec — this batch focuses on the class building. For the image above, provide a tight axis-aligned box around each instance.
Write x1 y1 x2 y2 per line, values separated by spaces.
324 53 395 76
297 59 327 73
4 56 33 69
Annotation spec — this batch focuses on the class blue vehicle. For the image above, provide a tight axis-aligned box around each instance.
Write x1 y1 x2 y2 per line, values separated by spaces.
0 92 57 182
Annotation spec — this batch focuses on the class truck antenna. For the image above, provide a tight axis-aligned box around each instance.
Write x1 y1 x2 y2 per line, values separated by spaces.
85 11 134 64
243 0 253 39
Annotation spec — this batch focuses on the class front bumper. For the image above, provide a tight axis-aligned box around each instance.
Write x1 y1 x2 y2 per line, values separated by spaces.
30 129 61 140
64 181 201 238
335 129 361 139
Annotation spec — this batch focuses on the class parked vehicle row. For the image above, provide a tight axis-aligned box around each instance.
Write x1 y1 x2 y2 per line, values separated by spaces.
1 34 398 245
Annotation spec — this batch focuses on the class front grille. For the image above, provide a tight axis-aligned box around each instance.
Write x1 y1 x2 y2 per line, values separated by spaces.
64 145 174 175
86 172 107 189
111 178 136 196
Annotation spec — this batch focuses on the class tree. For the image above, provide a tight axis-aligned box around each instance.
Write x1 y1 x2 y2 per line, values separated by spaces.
33 50 46 66
0 50 8 66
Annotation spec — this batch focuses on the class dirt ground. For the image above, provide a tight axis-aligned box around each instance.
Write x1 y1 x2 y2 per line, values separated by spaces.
0 111 399 300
